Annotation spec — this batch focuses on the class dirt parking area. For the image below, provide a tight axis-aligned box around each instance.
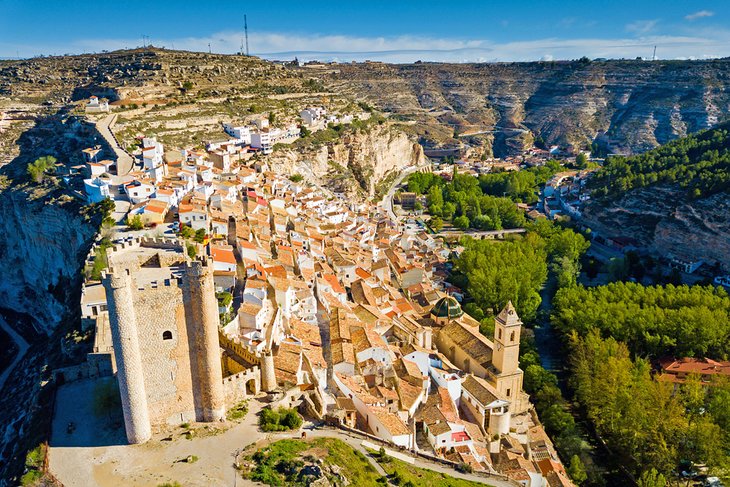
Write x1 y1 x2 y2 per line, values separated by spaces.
49 377 270 487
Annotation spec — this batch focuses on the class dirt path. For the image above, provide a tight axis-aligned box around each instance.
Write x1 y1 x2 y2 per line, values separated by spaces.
0 314 29 393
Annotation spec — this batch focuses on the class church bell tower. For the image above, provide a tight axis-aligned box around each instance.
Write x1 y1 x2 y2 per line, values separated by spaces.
492 301 522 375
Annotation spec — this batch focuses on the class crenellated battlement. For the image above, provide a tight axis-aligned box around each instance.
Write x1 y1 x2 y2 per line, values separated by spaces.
104 236 185 261
133 277 182 292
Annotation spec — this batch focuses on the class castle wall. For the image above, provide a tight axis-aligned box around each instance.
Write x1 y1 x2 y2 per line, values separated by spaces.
105 272 152 444
223 367 260 405
132 281 198 426
183 261 226 422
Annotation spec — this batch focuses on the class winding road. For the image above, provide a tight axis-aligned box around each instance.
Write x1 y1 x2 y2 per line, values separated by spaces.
0 315 29 393
96 114 135 176
380 162 432 221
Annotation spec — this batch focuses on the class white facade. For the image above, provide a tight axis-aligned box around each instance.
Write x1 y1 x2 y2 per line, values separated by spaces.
223 124 252 144
251 131 272 154
84 178 111 203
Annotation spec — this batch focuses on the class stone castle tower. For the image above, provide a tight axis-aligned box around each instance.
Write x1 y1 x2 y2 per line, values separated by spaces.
103 241 225 444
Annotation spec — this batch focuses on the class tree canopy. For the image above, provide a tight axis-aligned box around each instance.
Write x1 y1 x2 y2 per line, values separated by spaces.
590 122 730 198
552 282 730 358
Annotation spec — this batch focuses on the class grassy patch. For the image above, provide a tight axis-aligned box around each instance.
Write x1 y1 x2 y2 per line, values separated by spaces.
378 456 487 487
243 438 380 486
227 400 249 421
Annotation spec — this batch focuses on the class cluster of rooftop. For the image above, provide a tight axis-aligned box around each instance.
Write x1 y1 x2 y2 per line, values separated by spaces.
71 120 574 485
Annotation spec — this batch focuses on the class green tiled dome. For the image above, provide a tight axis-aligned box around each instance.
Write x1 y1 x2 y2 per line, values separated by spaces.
431 296 463 320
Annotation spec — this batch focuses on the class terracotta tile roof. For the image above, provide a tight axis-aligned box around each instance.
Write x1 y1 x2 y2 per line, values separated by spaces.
658 357 730 379
439 320 494 367
370 406 410 436
210 245 236 265
462 374 503 406
275 341 302 385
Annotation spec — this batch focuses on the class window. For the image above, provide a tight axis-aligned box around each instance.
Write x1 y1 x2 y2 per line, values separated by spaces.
498 328 502 340
506 388 511 397
510 331 515 342
162 330 173 340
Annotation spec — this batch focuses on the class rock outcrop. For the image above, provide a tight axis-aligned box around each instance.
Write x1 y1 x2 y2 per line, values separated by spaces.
0 189 96 331
268 124 424 198
581 186 730 267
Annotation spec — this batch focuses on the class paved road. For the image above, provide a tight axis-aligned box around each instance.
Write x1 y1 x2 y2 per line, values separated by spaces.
96 114 135 176
0 315 29 393
440 228 527 238
380 163 431 221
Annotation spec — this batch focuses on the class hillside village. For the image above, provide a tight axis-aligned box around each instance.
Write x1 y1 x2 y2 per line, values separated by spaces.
59 97 577 486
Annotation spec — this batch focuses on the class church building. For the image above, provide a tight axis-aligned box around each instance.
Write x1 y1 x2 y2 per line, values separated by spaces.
432 297 529 414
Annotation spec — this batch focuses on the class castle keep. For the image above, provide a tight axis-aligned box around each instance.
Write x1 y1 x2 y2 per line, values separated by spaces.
103 238 226 443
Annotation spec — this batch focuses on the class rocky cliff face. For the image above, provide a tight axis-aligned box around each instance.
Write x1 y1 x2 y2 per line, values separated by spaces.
582 186 730 267
0 186 96 482
0 189 96 331
327 59 730 156
268 123 424 198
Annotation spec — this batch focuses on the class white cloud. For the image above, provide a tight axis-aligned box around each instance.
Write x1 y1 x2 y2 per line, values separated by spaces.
685 10 714 21
4 28 730 63
625 19 659 34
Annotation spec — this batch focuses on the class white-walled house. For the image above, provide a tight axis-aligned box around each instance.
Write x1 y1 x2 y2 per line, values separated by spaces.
223 124 252 144
210 245 237 273
334 373 413 448
179 202 208 231
124 179 155 204
251 131 272 154
84 178 111 203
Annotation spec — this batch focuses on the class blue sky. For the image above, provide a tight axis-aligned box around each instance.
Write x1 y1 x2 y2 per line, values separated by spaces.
2 0 730 61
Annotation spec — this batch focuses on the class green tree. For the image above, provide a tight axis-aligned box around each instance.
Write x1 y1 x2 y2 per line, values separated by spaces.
575 153 589 169
430 217 443 232
27 155 57 183
567 455 587 485
637 468 667 487
194 228 207 243
268 112 276 125
187 243 197 258
126 214 144 230
453 215 470 230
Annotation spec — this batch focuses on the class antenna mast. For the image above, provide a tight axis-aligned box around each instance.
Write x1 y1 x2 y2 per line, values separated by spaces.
652 45 657 61
244 14 250 56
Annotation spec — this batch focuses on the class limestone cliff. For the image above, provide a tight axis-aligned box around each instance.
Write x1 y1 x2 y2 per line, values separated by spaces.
268 123 424 198
0 186 97 482
582 186 730 267
328 59 730 156
0 190 95 331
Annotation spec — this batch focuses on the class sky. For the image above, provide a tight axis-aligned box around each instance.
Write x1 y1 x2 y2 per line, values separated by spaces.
2 0 730 62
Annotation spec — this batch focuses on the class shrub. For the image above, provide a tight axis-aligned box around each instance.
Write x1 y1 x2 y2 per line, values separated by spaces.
179 224 194 239
186 243 197 258
259 407 302 432
126 214 144 230
27 155 57 183
289 173 304 183
193 228 206 243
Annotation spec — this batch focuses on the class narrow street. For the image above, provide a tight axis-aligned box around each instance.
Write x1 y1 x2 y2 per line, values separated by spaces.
96 114 135 176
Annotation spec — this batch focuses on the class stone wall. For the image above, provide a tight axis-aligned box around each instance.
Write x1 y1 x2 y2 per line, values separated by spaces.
132 280 198 426
223 367 260 405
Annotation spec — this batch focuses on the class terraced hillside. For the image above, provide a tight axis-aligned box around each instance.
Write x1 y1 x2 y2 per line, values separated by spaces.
322 58 730 156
